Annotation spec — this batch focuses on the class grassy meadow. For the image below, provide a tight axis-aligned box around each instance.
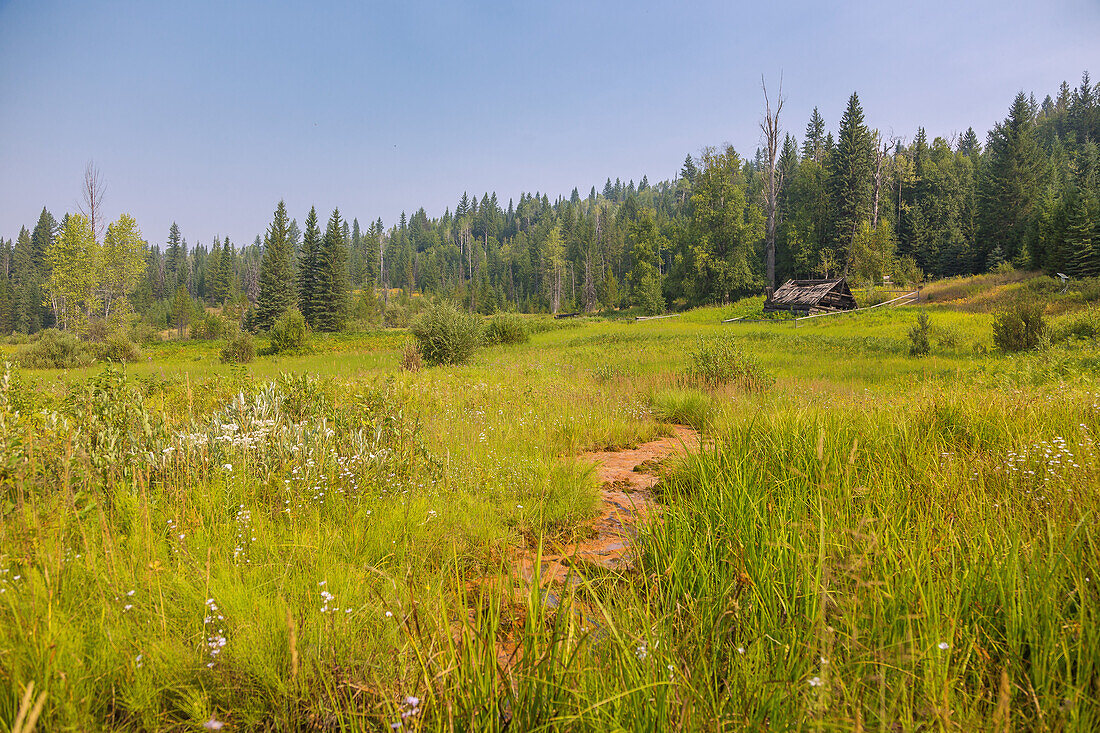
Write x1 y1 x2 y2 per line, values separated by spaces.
2 272 1100 731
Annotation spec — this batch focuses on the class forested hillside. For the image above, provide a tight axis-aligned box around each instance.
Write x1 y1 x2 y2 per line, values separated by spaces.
0 73 1097 335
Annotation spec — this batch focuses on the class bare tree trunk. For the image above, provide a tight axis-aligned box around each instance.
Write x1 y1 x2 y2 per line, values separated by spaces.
583 254 596 312
760 76 784 290
80 161 107 242
570 262 575 307
871 134 890 231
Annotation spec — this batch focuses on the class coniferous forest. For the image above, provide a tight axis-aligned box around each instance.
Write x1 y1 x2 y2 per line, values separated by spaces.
0 74 1097 336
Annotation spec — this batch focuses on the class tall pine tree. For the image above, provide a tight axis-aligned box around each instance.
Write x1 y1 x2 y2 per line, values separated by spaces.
255 200 297 329
978 92 1043 268
298 207 321 326
311 208 349 332
829 92 874 272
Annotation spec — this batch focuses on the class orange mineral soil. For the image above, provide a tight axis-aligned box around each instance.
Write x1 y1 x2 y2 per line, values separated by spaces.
512 425 700 587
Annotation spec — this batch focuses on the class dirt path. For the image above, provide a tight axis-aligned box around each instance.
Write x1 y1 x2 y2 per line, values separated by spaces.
513 425 700 588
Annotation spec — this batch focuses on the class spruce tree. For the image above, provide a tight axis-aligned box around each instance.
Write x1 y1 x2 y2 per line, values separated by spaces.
829 92 874 271
803 107 827 163
311 208 349 332
13 226 40 333
957 127 981 157
166 223 184 287
298 206 321 326
207 238 225 304
218 237 236 301
978 92 1043 269
1066 189 1097 277
256 200 297 330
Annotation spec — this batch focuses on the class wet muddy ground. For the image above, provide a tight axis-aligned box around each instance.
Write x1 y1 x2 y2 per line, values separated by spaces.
512 425 701 588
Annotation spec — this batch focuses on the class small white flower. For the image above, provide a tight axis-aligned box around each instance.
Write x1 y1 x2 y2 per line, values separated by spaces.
938 642 950 651
808 676 823 687
223 464 233 472
736 647 745 654
123 604 133 612
635 644 647 660
203 718 224 731
385 610 393 618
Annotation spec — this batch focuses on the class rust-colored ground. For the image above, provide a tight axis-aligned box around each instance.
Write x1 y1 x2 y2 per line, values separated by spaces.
461 425 700 670
512 425 700 587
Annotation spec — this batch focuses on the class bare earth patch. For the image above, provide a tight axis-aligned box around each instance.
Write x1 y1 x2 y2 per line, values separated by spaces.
513 425 700 587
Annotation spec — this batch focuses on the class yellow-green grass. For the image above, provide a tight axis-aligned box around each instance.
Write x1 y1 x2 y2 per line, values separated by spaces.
2 292 1099 730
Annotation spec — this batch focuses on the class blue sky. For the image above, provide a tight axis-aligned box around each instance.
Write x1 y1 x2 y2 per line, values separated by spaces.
1 0 1097 248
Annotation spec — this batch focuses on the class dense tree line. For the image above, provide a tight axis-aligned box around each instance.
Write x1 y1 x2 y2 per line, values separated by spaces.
1 72 1097 335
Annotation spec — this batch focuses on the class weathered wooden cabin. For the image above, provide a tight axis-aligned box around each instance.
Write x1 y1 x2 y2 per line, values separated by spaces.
763 278 857 315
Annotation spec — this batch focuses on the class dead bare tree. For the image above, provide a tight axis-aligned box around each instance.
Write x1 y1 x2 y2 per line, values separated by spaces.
760 76 784 290
871 132 893 231
79 161 107 241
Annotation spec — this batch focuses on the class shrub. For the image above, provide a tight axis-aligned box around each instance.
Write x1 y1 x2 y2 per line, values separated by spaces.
267 308 310 355
635 273 666 316
399 339 423 372
686 336 773 392
1024 276 1061 295
219 331 255 364
992 302 1047 352
908 312 931 356
95 334 142 363
932 322 962 350
410 300 482 366
1071 276 1100 303
1052 308 1100 343
190 312 226 340
129 321 162 345
16 329 96 369
483 313 529 346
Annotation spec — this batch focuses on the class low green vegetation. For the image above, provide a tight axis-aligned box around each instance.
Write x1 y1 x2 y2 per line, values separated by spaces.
410 300 483 366
218 330 255 364
1 283 1099 730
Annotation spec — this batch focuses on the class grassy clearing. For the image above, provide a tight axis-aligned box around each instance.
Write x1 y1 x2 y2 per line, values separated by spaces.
2 289 1100 730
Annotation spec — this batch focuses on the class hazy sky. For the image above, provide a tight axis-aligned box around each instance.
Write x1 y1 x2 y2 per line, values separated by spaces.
1 0 1097 247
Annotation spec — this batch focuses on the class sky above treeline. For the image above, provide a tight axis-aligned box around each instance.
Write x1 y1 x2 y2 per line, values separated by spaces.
1 0 1098 248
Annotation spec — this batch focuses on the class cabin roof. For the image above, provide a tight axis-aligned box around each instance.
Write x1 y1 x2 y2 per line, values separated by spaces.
765 278 856 311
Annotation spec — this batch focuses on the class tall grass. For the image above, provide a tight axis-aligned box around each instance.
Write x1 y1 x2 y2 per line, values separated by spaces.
3 289 1100 729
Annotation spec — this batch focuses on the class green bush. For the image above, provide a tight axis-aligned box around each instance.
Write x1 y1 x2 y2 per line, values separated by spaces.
686 335 773 392
1053 308 1100 343
16 329 96 369
190 312 226 340
410 300 482 366
1024 276 1061 295
219 331 255 364
636 273 666 316
95 334 142 363
483 313 529 346
992 302 1047 352
1073 277 1100 303
908 312 932 356
129 321 162 345
932 322 962 350
267 308 310 355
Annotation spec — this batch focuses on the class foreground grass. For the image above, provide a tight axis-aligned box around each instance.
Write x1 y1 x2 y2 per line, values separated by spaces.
2 299 1099 730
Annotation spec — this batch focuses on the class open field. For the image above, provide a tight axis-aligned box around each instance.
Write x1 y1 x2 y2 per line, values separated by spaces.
2 278 1100 730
